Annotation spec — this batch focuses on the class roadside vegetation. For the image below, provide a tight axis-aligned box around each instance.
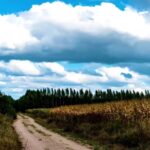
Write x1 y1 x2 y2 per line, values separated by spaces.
27 100 150 150
0 92 21 150
0 114 21 150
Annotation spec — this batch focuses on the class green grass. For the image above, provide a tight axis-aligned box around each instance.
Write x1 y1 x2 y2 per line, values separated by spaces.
0 114 21 150
27 101 150 150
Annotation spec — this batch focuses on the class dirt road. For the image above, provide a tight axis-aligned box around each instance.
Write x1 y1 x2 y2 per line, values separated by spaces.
13 114 91 150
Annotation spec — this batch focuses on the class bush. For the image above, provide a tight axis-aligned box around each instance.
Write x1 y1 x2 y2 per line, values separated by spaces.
0 95 16 119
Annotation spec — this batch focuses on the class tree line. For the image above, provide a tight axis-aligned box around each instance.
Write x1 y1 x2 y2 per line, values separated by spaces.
14 88 150 112
0 92 16 118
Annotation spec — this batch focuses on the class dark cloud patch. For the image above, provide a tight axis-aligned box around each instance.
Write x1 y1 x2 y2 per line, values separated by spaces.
82 70 102 76
1 30 150 64
121 72 132 79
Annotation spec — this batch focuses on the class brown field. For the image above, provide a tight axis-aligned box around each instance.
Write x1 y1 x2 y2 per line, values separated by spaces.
27 100 150 150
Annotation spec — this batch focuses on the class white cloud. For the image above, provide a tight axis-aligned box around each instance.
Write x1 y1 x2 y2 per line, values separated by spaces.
0 2 150 63
1 2 150 98
0 60 106 84
42 62 66 75
96 66 130 81
64 71 107 83
0 14 38 53
21 2 150 40
0 60 41 75
96 66 149 83
95 65 150 94
0 60 149 99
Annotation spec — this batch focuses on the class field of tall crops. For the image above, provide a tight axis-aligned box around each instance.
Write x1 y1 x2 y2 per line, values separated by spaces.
27 100 150 150
0 114 21 150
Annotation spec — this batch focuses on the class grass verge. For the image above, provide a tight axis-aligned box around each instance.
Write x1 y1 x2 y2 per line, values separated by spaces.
0 114 21 150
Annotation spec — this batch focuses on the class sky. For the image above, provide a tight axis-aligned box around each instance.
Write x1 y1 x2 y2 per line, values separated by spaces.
0 0 150 99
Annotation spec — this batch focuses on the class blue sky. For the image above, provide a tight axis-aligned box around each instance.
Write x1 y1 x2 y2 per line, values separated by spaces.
0 0 150 99
0 0 125 14
0 0 148 14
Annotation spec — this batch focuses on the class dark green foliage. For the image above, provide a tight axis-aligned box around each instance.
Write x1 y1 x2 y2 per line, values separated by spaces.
15 88 150 112
0 92 16 119
0 92 20 149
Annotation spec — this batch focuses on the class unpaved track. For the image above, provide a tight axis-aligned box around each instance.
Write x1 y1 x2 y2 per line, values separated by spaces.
13 114 91 150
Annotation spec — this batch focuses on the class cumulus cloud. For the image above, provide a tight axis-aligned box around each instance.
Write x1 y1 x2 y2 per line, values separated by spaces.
1 2 150 98
0 60 106 83
0 60 41 75
42 62 66 75
96 66 149 84
0 14 38 53
0 2 149 63
0 60 149 98
94 65 150 92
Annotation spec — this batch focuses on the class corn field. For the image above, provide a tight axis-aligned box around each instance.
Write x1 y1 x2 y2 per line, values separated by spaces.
27 100 150 123
27 100 150 149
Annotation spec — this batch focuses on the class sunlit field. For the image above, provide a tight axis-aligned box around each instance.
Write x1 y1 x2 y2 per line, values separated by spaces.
27 100 150 150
